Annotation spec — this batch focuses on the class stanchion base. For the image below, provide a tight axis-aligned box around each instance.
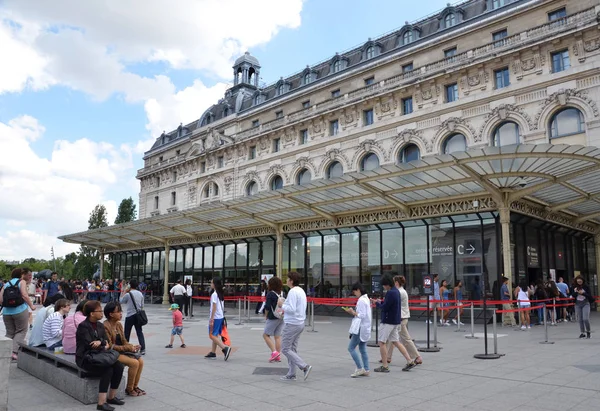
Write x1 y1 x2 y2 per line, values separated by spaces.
418 347 441 353
539 341 555 344
306 330 318 333
367 341 379 348
464 335 479 339
454 329 466 333
473 353 502 360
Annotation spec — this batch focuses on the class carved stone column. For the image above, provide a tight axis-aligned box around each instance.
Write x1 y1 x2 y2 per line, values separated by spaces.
499 207 513 284
276 230 284 278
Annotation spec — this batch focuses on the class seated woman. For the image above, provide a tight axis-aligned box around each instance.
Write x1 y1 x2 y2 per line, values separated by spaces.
76 301 125 411
62 299 88 354
103 301 146 397
43 282 74 307
28 304 55 347
42 299 71 349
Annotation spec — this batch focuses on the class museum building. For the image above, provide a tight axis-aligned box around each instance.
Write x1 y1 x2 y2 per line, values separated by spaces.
60 0 600 301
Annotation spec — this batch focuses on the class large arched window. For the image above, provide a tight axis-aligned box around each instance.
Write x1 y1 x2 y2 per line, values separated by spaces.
333 60 341 73
203 182 219 198
493 122 519 146
361 153 380 171
549 107 585 138
442 133 467 154
297 169 312 185
399 144 420 163
326 161 343 179
403 30 413 45
366 46 375 59
445 13 456 28
270 175 284 191
246 181 258 196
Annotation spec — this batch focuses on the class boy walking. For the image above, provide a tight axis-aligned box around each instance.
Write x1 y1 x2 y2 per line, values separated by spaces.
165 303 186 348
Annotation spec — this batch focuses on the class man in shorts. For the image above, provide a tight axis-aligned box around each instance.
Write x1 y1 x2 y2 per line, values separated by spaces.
374 275 416 373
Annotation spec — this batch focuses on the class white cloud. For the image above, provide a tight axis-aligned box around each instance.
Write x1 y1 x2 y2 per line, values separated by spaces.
0 116 131 259
0 230 79 261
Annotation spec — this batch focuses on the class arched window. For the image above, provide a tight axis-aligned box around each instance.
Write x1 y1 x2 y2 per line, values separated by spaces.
246 181 258 196
297 169 312 185
333 60 341 73
203 182 219 198
443 134 467 154
277 84 285 95
203 185 210 198
213 184 219 196
403 30 413 44
445 13 456 28
304 72 311 85
271 175 284 191
326 161 343 179
493 122 519 146
361 153 380 171
254 95 260 105
399 144 420 163
223 107 229 117
550 107 585 138
366 46 375 59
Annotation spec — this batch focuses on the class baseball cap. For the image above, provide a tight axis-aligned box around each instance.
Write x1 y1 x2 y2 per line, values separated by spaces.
169 303 179 310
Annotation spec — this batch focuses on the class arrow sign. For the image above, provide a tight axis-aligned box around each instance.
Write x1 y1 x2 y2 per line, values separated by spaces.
466 244 475 254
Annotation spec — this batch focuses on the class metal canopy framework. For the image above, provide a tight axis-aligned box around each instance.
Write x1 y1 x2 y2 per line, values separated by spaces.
60 144 600 252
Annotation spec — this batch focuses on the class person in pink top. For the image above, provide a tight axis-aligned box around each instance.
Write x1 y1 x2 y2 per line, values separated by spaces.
165 303 185 348
62 300 88 354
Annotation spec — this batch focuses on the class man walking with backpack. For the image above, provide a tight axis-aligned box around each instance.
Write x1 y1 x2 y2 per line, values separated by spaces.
0 268 36 361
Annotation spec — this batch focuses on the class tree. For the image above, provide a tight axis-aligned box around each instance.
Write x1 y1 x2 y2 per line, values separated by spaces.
114 197 137 224
88 204 109 229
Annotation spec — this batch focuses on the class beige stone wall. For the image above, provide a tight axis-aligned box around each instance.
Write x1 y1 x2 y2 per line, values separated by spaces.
137 0 600 219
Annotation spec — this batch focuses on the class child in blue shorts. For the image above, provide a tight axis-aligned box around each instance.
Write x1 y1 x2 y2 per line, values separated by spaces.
165 303 186 348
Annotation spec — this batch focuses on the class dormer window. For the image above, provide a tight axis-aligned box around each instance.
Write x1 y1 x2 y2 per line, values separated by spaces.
333 60 341 73
304 72 311 85
277 84 285 95
440 7 463 29
366 46 375 59
445 13 456 28
403 30 413 44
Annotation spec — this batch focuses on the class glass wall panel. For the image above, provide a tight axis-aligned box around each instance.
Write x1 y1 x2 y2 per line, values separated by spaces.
144 252 152 274
185 248 193 273
361 230 381 295
152 251 160 280
323 234 341 298
289 238 305 281
515 224 526 286
236 243 248 295
382 227 403 289
430 222 454 288
483 218 498 300
555 233 566 271
405 225 427 295
201 246 214 297
455 220 483 298
307 236 322 297
224 244 236 296
248 242 260 296
193 248 203 284
282 239 290 277
262 240 275 273
341 232 359 297
125 254 132 278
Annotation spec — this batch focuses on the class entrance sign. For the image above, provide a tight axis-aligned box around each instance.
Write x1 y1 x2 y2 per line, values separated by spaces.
423 275 432 294
457 243 476 255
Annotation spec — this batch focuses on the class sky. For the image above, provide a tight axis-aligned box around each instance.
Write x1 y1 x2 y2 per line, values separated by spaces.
0 0 452 261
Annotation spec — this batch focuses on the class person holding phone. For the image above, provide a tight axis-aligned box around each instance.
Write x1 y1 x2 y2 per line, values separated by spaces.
344 282 371 377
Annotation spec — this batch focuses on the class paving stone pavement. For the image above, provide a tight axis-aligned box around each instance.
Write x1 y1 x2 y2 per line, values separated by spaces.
4 303 600 410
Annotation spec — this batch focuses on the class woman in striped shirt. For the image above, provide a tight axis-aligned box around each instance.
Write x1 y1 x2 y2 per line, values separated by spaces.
42 299 71 349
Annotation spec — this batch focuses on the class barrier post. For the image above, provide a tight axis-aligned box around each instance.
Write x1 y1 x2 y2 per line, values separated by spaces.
474 278 501 360
540 303 555 345
419 295 440 352
492 309 498 355
236 298 243 325
367 306 379 348
455 303 465 333
465 302 478 339
552 298 557 325
306 301 318 333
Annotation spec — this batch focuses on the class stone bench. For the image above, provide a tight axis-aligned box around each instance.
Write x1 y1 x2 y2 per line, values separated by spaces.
17 345 125 405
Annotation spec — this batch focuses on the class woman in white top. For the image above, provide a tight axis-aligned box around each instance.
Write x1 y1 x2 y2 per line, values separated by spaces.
343 282 371 377
278 271 312 381
514 282 531 330
205 277 231 361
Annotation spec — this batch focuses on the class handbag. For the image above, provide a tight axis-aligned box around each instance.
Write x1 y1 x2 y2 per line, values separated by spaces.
349 316 361 335
269 291 284 319
129 291 148 326
85 349 120 367
123 351 142 359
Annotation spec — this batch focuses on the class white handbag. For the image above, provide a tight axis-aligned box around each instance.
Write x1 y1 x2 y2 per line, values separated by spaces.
349 317 361 335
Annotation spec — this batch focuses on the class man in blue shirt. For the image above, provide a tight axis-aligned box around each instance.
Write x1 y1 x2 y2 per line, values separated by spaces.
43 272 59 305
556 277 570 322
501 276 516 327
373 275 416 373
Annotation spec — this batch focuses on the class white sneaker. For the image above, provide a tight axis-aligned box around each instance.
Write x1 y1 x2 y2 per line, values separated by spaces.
350 368 365 378
443 322 450 327
426 320 432 324
527 325 531 329
451 319 457 325
521 325 526 330
459 322 465 325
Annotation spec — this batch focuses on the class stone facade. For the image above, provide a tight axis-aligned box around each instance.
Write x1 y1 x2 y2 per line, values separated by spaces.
137 0 600 219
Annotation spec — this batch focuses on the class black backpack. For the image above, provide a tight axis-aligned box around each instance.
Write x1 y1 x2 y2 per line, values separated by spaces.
3 280 24 308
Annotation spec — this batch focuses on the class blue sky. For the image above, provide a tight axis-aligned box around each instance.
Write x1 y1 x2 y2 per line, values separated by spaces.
0 0 451 260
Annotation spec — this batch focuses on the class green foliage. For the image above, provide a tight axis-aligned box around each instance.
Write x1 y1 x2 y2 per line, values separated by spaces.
114 197 137 225
88 204 109 230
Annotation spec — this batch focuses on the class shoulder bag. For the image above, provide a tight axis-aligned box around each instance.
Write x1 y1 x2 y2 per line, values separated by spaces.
129 291 148 326
84 329 120 367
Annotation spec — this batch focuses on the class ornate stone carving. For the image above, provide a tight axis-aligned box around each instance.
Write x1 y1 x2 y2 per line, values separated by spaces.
439 117 479 142
188 185 197 205
573 37 600 63
351 139 389 166
415 85 441 109
393 129 428 155
375 96 398 121
236 143 246 158
512 54 545 79
243 171 263 189
224 176 233 193
460 70 489 96
340 107 359 130
534 88 599 127
318 148 351 174
267 164 289 183
207 154 215 167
